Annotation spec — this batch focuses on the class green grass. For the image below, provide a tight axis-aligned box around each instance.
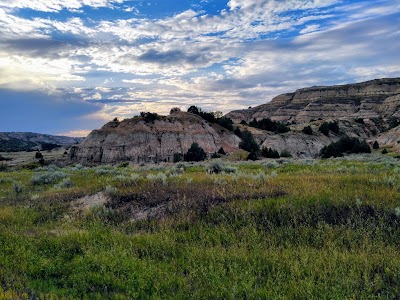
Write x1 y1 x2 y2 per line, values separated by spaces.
0 156 400 299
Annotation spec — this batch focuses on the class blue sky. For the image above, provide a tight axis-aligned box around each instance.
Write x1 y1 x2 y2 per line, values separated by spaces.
0 0 399 136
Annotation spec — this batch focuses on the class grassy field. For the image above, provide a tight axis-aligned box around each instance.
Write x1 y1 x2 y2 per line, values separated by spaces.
0 155 400 299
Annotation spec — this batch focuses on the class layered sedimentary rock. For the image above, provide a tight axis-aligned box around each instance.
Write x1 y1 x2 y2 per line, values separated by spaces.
69 111 240 164
70 77 400 163
227 78 400 124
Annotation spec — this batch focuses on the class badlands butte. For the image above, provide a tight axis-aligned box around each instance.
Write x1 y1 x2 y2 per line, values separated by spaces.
70 77 400 164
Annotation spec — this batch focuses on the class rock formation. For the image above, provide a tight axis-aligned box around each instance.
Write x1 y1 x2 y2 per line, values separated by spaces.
70 77 400 163
226 78 400 124
69 111 240 164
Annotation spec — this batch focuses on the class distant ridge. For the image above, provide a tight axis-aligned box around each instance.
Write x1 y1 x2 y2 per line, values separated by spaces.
0 132 84 152
226 77 400 124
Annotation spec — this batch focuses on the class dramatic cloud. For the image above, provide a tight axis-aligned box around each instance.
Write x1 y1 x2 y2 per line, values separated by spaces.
0 0 399 135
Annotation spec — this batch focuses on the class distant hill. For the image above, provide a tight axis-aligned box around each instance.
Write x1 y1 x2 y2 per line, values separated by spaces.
0 132 84 152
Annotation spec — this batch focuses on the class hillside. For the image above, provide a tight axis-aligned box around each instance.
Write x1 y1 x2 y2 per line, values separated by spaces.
225 77 400 157
226 77 400 124
70 77 400 162
0 132 84 152
69 111 240 164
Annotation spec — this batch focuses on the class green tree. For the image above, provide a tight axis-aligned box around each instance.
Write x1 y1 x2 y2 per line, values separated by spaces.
319 121 339 136
261 147 280 158
302 126 313 135
373 141 379 149
184 143 207 162
187 106 200 115
239 130 259 153
217 147 226 155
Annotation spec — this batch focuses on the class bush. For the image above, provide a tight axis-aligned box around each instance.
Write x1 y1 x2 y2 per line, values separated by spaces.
0 154 11 162
187 106 234 131
320 136 371 158
147 173 168 185
234 127 242 137
280 149 292 158
247 151 258 161
388 117 400 130
0 163 8 172
302 126 313 135
211 152 220 159
23 162 41 170
105 185 118 197
207 161 224 174
184 143 207 162
261 147 280 158
35 151 43 159
118 162 129 168
373 141 380 149
239 130 259 153
217 147 226 155
54 178 73 189
382 149 388 154
140 112 159 122
13 182 23 196
319 121 339 136
173 152 183 163
32 171 67 185
248 118 290 133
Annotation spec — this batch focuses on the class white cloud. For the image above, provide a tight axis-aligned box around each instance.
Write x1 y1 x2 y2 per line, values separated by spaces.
1 0 399 130
0 0 127 12
300 24 320 34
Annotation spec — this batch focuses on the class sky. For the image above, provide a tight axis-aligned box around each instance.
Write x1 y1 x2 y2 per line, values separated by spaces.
0 0 399 137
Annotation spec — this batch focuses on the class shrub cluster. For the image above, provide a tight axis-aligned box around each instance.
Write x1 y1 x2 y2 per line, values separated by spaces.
387 117 400 130
262 147 280 158
238 129 259 153
0 154 11 162
187 106 234 131
184 143 207 162
320 136 371 158
31 170 67 185
302 126 313 135
248 118 290 133
206 161 237 174
140 112 159 122
319 121 339 136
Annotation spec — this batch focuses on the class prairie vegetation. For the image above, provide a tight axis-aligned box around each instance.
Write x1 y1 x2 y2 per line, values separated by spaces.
0 155 400 299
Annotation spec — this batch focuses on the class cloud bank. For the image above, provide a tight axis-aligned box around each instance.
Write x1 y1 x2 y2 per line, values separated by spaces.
0 0 399 135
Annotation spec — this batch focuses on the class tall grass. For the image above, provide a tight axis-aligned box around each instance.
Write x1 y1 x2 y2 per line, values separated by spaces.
0 157 400 298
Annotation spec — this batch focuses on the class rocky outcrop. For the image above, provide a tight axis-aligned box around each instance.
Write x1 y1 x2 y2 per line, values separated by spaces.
69 111 240 164
227 78 400 124
70 77 400 163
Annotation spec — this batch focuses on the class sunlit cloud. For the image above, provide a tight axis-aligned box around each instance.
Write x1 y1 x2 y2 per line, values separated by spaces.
0 0 399 135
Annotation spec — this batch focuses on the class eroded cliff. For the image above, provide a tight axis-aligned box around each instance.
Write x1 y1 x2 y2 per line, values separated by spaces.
227 78 400 124
69 111 240 164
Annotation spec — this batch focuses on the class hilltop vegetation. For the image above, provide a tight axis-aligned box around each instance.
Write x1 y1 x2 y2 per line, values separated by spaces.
1 155 400 299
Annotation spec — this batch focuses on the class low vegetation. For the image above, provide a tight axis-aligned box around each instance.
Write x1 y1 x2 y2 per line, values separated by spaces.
319 121 340 136
320 136 371 158
187 106 234 131
0 154 400 299
248 118 290 133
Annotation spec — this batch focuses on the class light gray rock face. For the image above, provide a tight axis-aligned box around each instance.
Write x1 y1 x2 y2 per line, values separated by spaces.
245 119 378 158
226 78 400 124
69 112 240 164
